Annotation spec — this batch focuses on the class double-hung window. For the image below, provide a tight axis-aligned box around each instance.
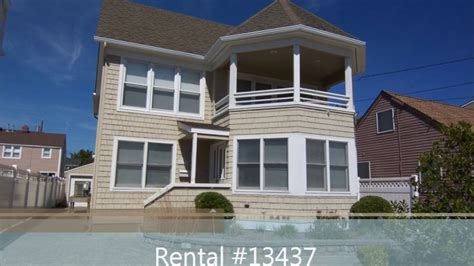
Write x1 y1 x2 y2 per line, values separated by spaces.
152 66 175 111
3 145 21 159
114 139 173 189
306 139 349 192
179 70 201 114
42 148 52 158
121 59 203 116
123 61 149 108
237 138 288 191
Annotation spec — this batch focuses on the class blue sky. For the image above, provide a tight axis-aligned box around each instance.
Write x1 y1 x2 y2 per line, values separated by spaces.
0 0 473 154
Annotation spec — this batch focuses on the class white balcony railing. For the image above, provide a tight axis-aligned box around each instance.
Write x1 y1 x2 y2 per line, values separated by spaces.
214 87 351 116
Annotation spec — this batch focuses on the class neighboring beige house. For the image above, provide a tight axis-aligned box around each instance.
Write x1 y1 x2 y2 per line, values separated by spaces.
91 0 366 216
65 162 94 208
0 127 66 177
0 0 10 56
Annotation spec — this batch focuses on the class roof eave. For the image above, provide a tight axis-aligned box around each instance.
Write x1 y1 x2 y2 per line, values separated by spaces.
205 24 366 72
94 36 206 61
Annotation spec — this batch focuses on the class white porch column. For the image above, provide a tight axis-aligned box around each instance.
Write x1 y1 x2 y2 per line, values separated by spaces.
191 132 198 184
344 57 354 111
293 44 301 102
228 53 237 108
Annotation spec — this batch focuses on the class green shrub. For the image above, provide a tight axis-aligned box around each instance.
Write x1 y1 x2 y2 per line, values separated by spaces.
391 200 409 213
194 192 234 214
357 245 389 266
350 196 393 214
273 224 298 238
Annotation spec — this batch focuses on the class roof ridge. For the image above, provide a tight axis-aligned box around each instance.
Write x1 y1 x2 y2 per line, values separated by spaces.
279 0 302 24
287 1 355 38
226 1 279 35
385 90 474 110
124 0 235 29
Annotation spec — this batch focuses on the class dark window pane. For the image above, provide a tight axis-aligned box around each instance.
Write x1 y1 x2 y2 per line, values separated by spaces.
255 82 272 91
306 139 325 164
237 79 252 92
358 162 370 179
264 164 288 190
307 165 326 190
179 93 200 114
123 84 147 108
377 109 394 132
238 139 260 163
264 139 287 163
330 166 348 191
237 164 260 189
146 143 172 187
146 166 171 187
152 88 174 110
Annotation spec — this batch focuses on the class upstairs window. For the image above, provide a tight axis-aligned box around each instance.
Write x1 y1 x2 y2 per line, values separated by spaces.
3 145 21 159
376 109 395 133
121 59 203 116
358 162 370 179
42 148 52 158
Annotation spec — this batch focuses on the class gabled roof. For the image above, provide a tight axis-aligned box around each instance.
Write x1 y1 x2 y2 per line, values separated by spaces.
370 91 474 127
0 131 66 148
96 0 234 55
96 0 357 56
228 0 354 38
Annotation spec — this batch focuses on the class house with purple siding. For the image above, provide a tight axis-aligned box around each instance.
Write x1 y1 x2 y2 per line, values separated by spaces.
356 91 474 180
355 91 474 202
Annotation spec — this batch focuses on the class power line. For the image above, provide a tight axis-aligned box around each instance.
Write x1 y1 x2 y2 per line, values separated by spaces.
355 82 474 102
356 56 474 80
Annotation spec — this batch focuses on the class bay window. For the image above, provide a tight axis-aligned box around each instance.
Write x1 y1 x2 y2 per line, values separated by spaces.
237 138 288 191
114 139 173 189
121 59 203 116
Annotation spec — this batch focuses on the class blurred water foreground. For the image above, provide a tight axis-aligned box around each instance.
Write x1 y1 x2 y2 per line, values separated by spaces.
0 209 472 265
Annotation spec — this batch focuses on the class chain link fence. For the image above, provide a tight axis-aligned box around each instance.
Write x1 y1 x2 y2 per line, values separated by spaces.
0 164 66 208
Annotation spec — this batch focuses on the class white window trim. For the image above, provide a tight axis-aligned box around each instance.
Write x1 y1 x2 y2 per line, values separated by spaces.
69 176 93 198
376 108 395 134
2 145 21 159
42 147 52 159
235 136 290 193
110 136 177 192
117 57 205 120
305 137 350 193
357 161 371 179
232 133 358 197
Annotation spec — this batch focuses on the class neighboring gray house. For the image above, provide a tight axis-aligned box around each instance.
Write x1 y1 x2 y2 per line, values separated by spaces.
91 0 366 217
0 0 10 56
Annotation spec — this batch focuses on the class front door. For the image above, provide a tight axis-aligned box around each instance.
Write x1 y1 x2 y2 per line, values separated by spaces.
209 142 226 183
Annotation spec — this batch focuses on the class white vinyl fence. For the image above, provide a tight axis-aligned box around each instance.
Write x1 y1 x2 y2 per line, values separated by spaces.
359 177 415 204
0 164 66 208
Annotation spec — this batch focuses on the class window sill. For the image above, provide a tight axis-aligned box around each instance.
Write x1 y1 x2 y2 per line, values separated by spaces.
117 106 204 120
376 129 395 134
110 187 167 192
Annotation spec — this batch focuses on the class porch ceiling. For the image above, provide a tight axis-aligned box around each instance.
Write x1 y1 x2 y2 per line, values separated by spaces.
237 46 345 88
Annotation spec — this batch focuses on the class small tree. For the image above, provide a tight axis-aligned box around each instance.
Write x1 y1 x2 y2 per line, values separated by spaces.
414 121 473 213
70 149 94 166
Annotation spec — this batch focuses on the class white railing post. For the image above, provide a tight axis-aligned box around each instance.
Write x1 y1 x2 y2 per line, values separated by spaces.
191 132 198 184
228 53 237 108
293 44 301 102
344 57 354 111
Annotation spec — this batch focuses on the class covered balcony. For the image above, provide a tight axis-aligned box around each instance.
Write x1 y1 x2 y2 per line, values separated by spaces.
213 43 356 116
